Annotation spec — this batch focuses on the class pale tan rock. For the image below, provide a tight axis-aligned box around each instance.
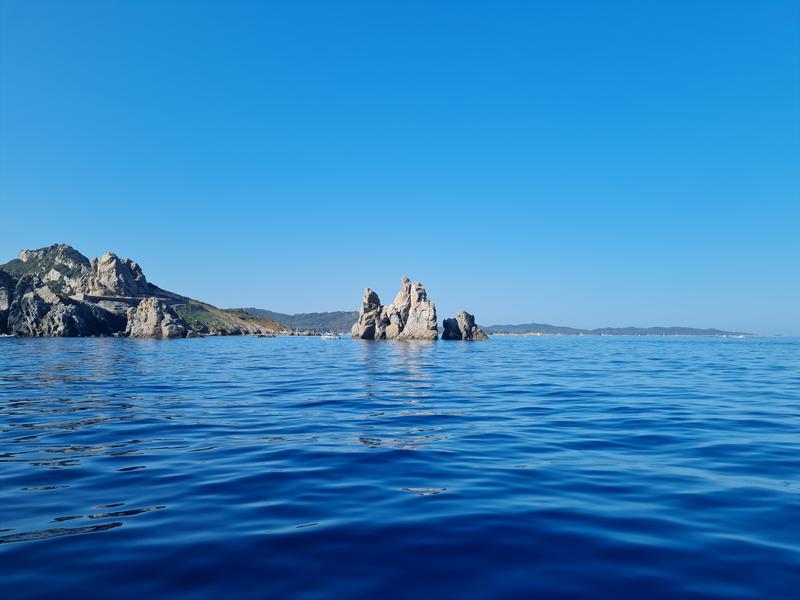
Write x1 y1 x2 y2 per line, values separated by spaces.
86 251 151 297
351 288 383 339
397 282 438 340
351 277 438 340
125 297 187 339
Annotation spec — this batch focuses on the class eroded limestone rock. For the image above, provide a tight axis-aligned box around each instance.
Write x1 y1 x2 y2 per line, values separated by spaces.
397 282 438 340
6 274 119 337
86 251 151 297
126 297 187 339
351 277 438 340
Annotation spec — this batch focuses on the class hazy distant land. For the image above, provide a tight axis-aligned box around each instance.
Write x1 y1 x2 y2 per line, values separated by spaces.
244 308 359 334
483 323 754 337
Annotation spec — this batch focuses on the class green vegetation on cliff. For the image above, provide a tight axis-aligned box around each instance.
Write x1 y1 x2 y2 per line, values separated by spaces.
174 301 283 334
0 244 90 294
242 308 358 333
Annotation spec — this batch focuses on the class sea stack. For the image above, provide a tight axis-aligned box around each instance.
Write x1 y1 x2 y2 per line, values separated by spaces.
351 276 438 340
442 310 489 340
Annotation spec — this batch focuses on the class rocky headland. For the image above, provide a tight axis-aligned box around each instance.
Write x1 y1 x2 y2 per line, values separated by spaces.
0 244 282 338
351 277 488 341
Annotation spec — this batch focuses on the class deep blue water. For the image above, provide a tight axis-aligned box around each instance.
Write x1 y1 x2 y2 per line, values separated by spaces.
1 336 798 598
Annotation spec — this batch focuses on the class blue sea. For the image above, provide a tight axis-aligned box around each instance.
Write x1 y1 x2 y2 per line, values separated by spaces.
1 336 798 598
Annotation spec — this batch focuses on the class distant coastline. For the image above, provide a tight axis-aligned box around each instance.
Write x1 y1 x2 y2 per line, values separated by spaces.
489 332 752 338
240 310 754 337
483 324 754 337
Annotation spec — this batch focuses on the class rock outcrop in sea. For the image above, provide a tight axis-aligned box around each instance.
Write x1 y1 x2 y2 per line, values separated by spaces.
350 277 488 341
0 244 283 338
351 277 438 340
442 310 490 340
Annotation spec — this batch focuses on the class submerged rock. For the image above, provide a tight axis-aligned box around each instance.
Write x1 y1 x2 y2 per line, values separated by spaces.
126 297 187 339
442 310 489 340
351 277 438 340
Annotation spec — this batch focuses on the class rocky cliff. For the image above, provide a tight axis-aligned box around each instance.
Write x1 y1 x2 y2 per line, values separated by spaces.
0 244 282 338
86 251 153 297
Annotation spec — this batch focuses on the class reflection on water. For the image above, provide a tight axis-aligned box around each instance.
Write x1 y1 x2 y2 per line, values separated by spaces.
1 336 799 598
0 522 123 545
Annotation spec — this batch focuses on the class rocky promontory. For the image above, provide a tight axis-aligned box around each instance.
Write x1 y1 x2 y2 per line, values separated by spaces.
0 244 282 338
351 277 488 341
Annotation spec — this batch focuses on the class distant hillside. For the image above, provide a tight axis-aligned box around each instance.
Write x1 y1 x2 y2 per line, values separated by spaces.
174 303 283 334
486 323 585 335
244 308 358 333
485 323 754 336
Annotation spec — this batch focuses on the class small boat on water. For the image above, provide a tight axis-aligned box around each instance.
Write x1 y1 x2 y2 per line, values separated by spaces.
321 332 340 340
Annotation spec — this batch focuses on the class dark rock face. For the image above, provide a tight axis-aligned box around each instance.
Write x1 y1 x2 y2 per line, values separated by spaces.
6 274 120 337
442 310 489 341
351 277 438 340
8 275 72 336
0 269 13 333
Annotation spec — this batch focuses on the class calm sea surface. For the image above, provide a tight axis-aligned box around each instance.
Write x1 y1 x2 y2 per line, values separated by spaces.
1 336 798 598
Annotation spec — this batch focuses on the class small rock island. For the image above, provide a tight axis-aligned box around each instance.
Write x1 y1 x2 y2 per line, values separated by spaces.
351 277 489 341
443 310 490 340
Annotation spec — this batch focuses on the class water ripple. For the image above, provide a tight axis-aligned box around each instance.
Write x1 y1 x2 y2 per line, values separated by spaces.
0 336 799 598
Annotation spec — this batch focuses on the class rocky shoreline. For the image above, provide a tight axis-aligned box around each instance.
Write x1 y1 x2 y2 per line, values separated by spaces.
0 244 282 338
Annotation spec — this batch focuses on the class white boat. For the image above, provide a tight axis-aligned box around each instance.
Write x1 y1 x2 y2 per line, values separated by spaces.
321 332 340 340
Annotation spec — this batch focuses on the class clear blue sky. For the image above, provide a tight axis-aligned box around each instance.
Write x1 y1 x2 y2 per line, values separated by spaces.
1 1 798 335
